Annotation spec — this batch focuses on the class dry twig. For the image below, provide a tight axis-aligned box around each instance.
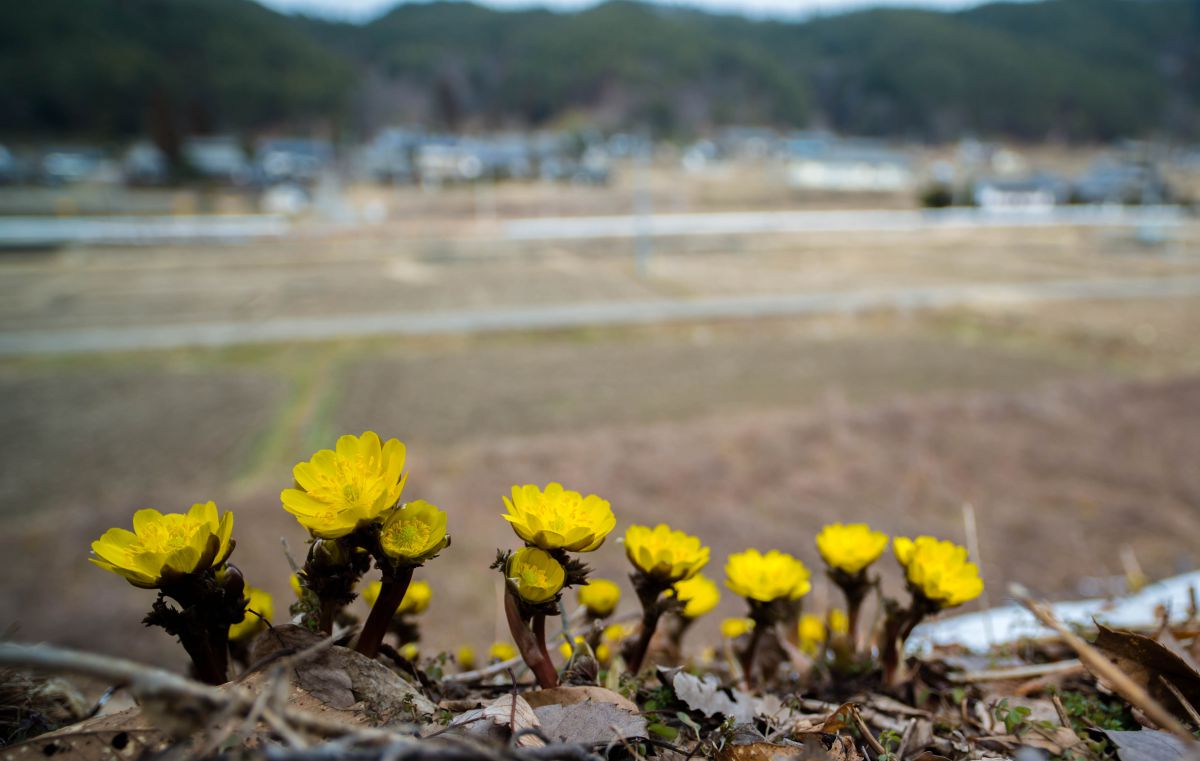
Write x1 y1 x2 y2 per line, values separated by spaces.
1010 584 1197 743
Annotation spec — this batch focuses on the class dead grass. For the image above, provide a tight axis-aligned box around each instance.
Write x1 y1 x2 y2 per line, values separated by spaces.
2 301 1198 670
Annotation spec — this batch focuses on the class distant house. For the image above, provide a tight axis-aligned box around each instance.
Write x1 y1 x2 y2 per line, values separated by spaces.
1074 160 1169 205
183 137 250 184
973 175 1067 212
361 128 421 183
122 141 169 185
40 147 108 185
255 138 334 185
415 138 484 184
716 127 780 160
786 138 912 192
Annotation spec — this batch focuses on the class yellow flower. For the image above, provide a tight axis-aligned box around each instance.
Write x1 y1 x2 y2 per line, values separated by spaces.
289 573 304 598
399 643 419 661
829 608 849 635
672 573 720 619
456 646 476 669
90 502 234 588
399 580 433 615
577 579 621 617
816 523 889 575
362 580 381 607
596 643 612 664
725 549 811 603
720 617 755 639
603 623 632 643
502 483 615 552
624 524 709 583
507 547 565 604
379 500 449 564
281 431 407 539
489 641 517 661
798 613 825 656
230 586 274 641
361 579 433 615
559 635 587 660
893 536 984 609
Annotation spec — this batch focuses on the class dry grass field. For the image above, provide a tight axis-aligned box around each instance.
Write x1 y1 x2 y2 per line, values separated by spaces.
1 172 1198 670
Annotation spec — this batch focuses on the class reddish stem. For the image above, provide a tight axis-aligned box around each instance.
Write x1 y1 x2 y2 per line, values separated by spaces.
504 586 558 688
532 614 553 665
739 621 765 689
355 567 414 659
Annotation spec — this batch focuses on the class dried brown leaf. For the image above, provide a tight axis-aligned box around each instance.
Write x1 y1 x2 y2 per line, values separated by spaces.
672 671 756 724
717 734 863 761
448 693 544 748
1098 729 1191 761
522 685 639 712
4 728 172 761
533 700 647 744
1092 623 1200 724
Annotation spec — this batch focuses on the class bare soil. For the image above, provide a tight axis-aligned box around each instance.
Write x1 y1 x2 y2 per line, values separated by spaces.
2 305 1198 670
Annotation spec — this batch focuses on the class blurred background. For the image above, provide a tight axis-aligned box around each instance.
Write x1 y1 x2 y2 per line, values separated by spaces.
1 0 1199 668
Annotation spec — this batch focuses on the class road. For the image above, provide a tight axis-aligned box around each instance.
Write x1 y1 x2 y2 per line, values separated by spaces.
504 205 1188 240
2 274 1199 357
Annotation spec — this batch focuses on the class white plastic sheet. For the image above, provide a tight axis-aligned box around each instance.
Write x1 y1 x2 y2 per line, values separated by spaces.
906 571 1200 654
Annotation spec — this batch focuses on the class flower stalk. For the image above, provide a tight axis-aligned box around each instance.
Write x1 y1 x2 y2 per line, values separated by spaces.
356 566 414 658
881 535 984 686
622 524 710 673
738 607 769 689
503 583 559 688
626 575 671 674
145 567 247 685
815 523 889 652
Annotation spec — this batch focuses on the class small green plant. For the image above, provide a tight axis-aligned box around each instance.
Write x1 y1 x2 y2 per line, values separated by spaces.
993 699 1032 735
1057 690 1138 733
877 729 903 761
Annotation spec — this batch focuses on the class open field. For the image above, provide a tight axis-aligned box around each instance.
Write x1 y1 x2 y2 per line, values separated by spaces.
3 295 1200 668
1 177 1198 670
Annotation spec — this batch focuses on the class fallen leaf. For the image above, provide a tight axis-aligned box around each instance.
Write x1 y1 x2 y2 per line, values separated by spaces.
1098 729 1190 761
4 725 171 761
1092 624 1200 724
533 700 647 744
717 734 863 761
672 671 757 724
522 685 639 712
448 693 544 748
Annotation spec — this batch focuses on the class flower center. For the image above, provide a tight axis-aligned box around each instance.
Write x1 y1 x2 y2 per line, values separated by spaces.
384 520 430 554
138 522 190 554
520 567 548 587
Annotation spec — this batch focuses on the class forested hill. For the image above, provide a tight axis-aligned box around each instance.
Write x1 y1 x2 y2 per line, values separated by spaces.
2 0 1196 142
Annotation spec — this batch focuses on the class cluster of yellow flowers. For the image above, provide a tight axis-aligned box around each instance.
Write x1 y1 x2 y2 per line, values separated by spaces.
89 424 987 688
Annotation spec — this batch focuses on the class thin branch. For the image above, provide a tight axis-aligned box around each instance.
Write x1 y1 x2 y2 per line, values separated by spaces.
0 641 408 743
947 659 1084 683
1010 584 1197 743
